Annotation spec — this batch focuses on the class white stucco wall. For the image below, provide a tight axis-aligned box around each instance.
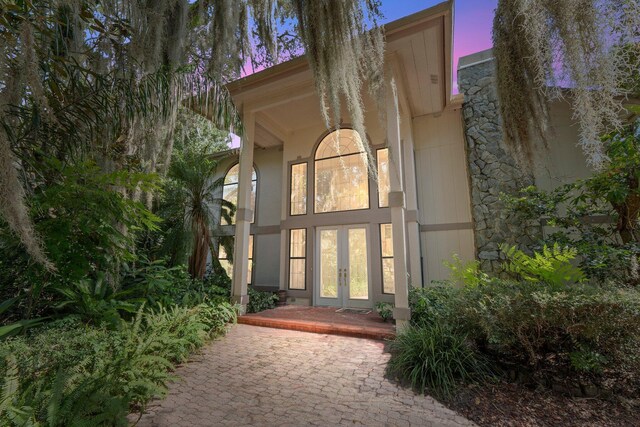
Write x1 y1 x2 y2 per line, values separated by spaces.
412 108 476 284
531 98 592 190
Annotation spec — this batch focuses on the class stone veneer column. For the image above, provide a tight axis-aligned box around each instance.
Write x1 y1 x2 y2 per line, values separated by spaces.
458 50 540 272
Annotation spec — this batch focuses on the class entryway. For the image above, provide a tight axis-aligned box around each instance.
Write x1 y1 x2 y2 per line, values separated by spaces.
314 224 372 308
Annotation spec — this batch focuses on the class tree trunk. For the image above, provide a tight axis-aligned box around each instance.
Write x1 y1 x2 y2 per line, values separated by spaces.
188 217 210 279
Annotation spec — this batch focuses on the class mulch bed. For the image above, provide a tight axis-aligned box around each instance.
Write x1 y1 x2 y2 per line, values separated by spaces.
447 381 640 427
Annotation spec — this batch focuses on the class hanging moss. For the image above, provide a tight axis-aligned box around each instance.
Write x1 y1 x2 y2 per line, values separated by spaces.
292 0 385 174
0 0 386 266
493 0 640 169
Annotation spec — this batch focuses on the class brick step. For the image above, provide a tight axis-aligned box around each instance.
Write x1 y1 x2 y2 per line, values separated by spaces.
237 315 396 340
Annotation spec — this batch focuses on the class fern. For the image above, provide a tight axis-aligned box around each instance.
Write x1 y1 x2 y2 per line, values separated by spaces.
0 356 38 426
444 254 490 287
500 243 586 287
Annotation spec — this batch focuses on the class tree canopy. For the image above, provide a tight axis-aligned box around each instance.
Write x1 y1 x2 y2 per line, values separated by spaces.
0 0 384 265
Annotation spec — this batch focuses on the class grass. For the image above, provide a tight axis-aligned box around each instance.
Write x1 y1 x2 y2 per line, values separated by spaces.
387 322 489 398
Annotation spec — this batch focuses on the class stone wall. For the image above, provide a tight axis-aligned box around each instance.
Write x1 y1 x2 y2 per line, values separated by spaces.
458 51 540 272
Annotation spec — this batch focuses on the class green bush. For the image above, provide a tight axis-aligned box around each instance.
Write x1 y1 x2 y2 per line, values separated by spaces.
246 287 278 313
401 250 640 394
388 322 489 398
0 302 237 426
461 280 640 376
408 285 459 327
375 302 394 322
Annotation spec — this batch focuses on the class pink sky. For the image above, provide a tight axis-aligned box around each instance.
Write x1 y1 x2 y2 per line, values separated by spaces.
380 0 497 92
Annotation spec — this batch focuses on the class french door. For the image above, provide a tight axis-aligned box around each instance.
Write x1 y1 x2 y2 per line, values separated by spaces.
315 225 372 308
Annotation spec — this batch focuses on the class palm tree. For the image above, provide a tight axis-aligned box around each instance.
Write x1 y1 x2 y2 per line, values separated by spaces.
157 110 234 279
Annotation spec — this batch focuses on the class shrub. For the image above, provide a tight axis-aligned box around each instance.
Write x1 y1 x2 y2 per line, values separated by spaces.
375 302 393 322
408 286 459 327
388 322 489 398
462 280 640 378
0 301 237 425
443 254 489 288
246 287 278 313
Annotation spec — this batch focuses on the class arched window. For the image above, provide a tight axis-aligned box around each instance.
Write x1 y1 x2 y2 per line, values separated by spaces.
222 163 257 225
314 129 369 213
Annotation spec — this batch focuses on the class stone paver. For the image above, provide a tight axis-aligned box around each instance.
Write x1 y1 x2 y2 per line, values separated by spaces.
133 325 475 427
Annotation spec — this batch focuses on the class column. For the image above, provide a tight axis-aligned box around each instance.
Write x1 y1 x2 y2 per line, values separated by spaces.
387 79 410 330
401 118 423 287
232 111 255 313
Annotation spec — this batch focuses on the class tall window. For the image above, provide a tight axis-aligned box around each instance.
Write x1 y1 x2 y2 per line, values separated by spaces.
288 229 306 289
222 164 257 225
380 224 395 294
314 129 369 213
377 148 390 208
218 235 253 285
290 163 307 215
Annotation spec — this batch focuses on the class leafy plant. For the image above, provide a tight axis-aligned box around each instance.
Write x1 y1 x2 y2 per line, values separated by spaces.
52 273 141 327
0 301 238 425
500 243 586 287
388 323 489 398
375 302 393 322
156 128 233 279
408 286 459 327
503 119 640 283
246 287 278 313
444 254 490 288
461 280 640 378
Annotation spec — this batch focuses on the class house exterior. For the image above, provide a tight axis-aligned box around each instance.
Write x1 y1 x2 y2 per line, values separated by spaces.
213 1 591 325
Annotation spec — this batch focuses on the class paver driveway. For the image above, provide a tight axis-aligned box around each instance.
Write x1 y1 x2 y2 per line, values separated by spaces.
134 324 474 426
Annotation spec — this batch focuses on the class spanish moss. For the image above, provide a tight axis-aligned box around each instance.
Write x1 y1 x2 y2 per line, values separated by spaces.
493 0 640 168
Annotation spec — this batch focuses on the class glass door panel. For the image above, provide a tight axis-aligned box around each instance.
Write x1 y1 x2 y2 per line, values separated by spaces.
347 228 369 300
319 229 339 299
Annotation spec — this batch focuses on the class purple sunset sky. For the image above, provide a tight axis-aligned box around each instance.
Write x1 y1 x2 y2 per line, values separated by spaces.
242 0 497 91
380 0 497 92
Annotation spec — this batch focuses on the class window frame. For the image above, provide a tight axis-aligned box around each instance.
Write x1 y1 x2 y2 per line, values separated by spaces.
289 162 308 216
288 228 307 290
313 129 371 214
221 163 258 225
217 235 253 285
379 223 395 295
376 148 390 208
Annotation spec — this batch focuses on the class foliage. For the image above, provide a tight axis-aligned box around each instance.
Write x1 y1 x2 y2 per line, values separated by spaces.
52 274 141 328
400 254 640 395
154 122 232 279
493 0 640 167
246 287 278 313
0 0 384 267
0 161 161 319
504 120 640 282
375 302 393 322
500 244 586 288
408 286 459 327
443 254 489 288
0 302 237 425
461 280 640 379
121 260 231 309
388 323 489 398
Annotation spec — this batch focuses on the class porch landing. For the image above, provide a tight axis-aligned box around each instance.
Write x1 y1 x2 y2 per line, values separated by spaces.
238 306 396 340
